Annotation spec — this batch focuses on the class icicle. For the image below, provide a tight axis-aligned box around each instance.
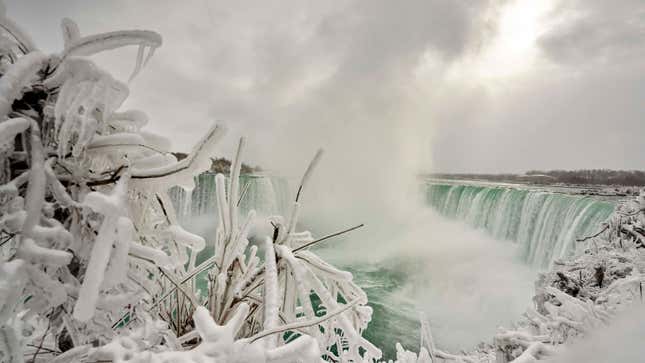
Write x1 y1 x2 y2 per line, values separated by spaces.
128 44 145 82
142 45 156 67
54 68 130 157
262 237 280 349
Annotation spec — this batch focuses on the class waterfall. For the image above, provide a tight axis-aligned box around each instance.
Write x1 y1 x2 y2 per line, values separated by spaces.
169 173 291 223
425 182 616 268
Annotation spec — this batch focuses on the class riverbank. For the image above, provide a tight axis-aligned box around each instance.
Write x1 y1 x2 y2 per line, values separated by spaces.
395 190 645 362
426 170 645 188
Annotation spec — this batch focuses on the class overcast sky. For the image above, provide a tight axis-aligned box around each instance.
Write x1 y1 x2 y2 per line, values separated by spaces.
6 0 645 173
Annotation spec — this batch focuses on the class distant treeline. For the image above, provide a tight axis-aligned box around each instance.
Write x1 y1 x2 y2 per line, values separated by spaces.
172 153 261 174
429 169 645 186
525 169 645 186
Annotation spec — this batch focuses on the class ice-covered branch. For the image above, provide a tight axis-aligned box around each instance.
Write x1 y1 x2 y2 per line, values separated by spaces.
130 124 225 187
0 5 37 54
60 28 161 80
0 51 47 119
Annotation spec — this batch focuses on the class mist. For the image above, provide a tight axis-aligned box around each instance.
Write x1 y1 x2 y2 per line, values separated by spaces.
317 205 535 351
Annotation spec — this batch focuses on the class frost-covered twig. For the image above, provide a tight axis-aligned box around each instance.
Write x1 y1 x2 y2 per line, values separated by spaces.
576 224 609 242
293 223 364 252
0 4 37 54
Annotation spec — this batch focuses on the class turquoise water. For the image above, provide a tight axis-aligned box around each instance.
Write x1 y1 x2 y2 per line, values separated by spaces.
344 260 423 359
169 175 616 360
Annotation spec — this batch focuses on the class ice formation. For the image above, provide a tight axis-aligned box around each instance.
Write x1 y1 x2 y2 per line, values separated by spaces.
0 5 380 362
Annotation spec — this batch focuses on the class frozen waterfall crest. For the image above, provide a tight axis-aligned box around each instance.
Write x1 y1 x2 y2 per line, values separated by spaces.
426 181 616 268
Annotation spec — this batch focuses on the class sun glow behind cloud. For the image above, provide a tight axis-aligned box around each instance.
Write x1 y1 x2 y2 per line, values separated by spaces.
417 0 556 85
478 0 554 77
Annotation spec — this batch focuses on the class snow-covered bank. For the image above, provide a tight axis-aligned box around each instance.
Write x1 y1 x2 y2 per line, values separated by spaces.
491 193 645 362
424 192 645 363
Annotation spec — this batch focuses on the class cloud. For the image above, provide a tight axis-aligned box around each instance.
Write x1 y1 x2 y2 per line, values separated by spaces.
428 0 645 173
4 0 643 177
538 0 645 66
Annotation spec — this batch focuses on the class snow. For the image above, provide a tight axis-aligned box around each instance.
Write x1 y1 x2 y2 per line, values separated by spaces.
138 130 171 151
129 242 172 268
0 51 47 119
130 125 226 190
0 117 29 147
16 238 71 266
74 175 131 321
130 153 178 171
262 237 280 349
88 132 145 149
166 224 205 252
0 260 28 363
108 109 149 132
